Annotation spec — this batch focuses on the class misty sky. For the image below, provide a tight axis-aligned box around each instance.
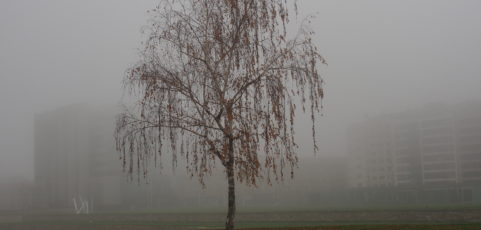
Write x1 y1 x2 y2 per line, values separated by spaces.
1 0 481 182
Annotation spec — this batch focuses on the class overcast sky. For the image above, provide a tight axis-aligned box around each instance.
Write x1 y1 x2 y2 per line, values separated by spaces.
1 0 481 181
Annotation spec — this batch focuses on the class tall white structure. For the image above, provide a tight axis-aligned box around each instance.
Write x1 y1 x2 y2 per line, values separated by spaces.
347 103 481 189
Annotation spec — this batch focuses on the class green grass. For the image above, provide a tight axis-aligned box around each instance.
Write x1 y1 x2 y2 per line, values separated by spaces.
234 204 481 213
247 224 481 230
3 208 481 230
89 204 481 214
3 222 481 230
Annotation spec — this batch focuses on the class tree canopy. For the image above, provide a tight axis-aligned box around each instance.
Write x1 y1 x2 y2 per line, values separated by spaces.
115 1 324 228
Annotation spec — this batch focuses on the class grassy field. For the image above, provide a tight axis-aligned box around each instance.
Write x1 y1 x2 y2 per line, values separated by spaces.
3 221 481 230
2 209 481 230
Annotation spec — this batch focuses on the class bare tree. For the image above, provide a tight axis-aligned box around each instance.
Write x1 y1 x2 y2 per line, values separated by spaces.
115 0 325 229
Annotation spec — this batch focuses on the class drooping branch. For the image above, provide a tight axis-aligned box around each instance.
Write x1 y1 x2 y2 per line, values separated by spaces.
116 0 325 185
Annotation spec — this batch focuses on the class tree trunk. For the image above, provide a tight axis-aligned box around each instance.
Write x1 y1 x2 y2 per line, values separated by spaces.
225 163 235 230
225 137 236 230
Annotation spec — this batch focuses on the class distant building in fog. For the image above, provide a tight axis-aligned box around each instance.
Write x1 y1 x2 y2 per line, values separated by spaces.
34 104 124 209
347 103 481 203
32 105 351 211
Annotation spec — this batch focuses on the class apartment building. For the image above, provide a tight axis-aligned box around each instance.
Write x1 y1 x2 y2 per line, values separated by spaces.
33 104 350 211
348 103 481 189
34 104 124 209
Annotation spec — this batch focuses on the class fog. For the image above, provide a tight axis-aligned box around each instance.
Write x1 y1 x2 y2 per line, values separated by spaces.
1 0 481 213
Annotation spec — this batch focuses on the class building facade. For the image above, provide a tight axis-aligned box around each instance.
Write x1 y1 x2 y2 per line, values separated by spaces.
34 104 124 210
33 104 351 211
347 103 481 204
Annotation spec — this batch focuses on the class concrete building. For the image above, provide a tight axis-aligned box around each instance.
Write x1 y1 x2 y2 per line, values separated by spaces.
347 103 481 204
34 104 124 210
347 118 396 188
33 104 351 211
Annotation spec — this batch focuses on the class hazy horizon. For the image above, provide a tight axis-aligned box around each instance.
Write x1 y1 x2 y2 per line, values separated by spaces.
2 0 481 182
